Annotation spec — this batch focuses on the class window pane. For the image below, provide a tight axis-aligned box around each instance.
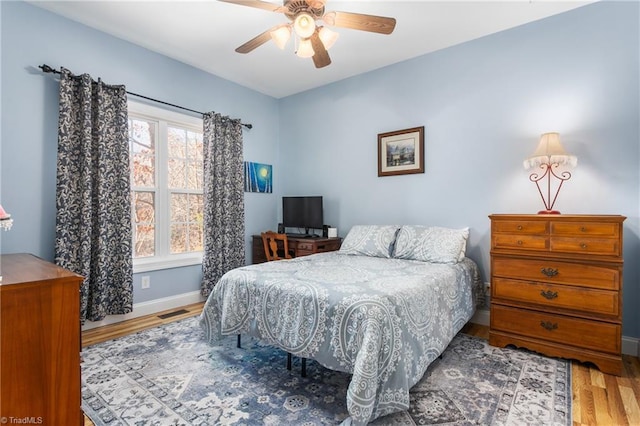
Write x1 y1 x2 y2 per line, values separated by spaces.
168 127 186 158
134 224 155 258
132 191 155 258
170 193 188 222
186 160 202 190
129 118 156 187
131 153 155 187
133 191 155 223
189 224 204 252
189 194 203 223
186 131 202 161
168 159 186 189
170 224 187 254
129 119 156 153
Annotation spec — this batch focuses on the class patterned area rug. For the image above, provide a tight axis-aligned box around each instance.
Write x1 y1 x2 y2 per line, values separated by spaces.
82 316 571 425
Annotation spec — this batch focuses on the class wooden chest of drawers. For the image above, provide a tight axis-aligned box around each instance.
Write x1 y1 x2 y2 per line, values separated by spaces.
0 253 84 424
489 214 625 375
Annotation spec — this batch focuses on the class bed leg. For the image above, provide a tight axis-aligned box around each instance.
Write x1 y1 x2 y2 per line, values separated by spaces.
237 334 241 348
301 358 307 377
287 353 292 370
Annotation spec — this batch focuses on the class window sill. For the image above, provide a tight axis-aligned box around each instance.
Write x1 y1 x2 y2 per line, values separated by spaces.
133 254 203 273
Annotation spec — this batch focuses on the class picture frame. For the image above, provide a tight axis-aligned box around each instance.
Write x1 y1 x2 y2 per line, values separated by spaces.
378 126 425 177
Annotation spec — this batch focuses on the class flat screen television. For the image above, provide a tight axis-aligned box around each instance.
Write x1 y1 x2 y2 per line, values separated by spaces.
282 196 323 235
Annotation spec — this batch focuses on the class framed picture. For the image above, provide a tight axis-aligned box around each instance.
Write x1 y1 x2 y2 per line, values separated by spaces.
378 126 425 177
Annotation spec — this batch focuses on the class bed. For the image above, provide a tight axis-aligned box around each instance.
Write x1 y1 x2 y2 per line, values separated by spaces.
200 225 482 425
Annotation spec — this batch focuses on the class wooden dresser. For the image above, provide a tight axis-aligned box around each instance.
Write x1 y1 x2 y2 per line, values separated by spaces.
252 235 342 264
488 214 625 375
0 253 84 424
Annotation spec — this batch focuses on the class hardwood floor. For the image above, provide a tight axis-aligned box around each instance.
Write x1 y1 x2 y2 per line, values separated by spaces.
82 304 640 426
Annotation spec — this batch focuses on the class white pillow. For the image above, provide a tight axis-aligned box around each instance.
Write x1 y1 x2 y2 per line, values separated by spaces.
393 225 469 263
339 225 400 258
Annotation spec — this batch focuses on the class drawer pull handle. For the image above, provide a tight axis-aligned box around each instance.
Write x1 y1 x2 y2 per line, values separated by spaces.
517 240 523 245
581 226 587 232
540 321 558 331
580 243 587 249
540 290 558 300
517 225 523 231
540 267 559 277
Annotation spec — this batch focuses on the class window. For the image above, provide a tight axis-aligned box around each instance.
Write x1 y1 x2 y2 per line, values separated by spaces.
128 101 204 272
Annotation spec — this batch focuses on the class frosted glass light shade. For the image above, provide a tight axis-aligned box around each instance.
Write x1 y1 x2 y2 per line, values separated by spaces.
296 38 315 58
523 132 577 170
270 25 291 50
293 13 316 38
318 27 339 50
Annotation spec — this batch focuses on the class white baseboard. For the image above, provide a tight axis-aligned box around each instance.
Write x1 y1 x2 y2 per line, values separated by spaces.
470 308 639 357
471 308 490 326
82 291 206 331
622 336 640 358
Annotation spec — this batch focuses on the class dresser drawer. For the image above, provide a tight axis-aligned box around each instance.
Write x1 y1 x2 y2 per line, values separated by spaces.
550 237 621 256
492 277 619 317
492 234 548 251
492 257 619 290
491 305 621 354
493 220 548 235
296 242 314 251
551 221 620 238
317 240 342 252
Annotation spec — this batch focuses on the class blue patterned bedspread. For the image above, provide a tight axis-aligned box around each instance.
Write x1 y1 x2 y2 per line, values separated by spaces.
200 252 481 425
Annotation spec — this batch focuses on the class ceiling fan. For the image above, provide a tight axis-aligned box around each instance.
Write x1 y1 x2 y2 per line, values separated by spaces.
219 0 397 68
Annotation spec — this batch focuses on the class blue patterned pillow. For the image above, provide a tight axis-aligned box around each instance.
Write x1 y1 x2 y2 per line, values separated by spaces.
393 225 469 263
338 225 400 258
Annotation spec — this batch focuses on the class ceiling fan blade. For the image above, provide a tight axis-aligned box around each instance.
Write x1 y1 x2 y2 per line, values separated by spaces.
310 31 331 68
323 11 396 35
218 0 286 13
235 28 275 54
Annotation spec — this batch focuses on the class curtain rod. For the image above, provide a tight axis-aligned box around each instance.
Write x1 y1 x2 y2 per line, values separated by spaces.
38 64 252 129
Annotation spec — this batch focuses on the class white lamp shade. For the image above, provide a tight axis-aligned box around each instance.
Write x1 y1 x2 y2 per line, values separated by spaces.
296 38 315 58
293 13 316 38
523 132 577 170
270 25 291 50
318 27 339 50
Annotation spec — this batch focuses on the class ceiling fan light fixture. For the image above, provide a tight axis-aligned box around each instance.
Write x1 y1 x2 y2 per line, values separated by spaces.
270 25 291 50
318 26 339 50
296 37 315 58
293 12 316 39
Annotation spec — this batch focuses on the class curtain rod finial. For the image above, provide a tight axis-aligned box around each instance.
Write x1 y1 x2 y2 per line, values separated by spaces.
39 64 55 74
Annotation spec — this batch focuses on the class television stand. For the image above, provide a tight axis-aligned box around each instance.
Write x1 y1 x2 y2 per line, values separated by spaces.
251 235 342 264
286 233 322 239
285 232 311 238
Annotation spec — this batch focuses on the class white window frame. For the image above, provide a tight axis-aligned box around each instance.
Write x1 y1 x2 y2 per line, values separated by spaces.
129 100 204 273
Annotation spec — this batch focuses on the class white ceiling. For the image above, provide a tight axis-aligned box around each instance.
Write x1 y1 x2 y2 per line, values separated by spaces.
29 0 594 98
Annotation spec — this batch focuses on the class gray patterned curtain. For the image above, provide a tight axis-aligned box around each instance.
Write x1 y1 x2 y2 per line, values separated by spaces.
201 112 245 297
55 68 133 322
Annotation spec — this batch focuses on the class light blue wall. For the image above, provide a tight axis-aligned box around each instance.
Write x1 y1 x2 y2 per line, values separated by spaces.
0 1 280 303
279 1 640 338
2 1 638 339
